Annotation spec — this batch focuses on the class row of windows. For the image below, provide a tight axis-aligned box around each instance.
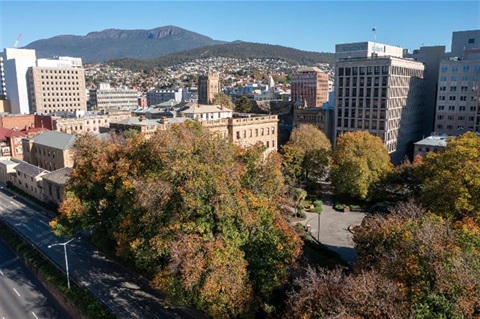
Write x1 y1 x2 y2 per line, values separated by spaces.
338 76 388 87
436 124 474 131
338 66 390 76
236 127 276 139
337 98 387 109
41 76 80 80
438 96 476 101
338 87 388 98
42 92 80 96
439 86 472 92
338 109 387 119
437 114 475 121
337 118 386 130
437 105 476 112
41 81 80 85
40 69 79 74
41 86 82 91
440 65 480 73
42 98 81 102
440 75 480 82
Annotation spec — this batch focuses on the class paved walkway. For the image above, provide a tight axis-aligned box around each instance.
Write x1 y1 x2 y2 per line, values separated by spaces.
293 182 366 264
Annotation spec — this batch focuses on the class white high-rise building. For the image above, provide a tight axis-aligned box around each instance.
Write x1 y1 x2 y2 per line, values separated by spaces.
1 48 37 114
334 41 426 163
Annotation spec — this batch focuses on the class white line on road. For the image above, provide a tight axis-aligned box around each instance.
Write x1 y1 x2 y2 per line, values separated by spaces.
32 312 39 319
23 225 33 231
39 220 49 227
0 270 4 275
13 287 20 296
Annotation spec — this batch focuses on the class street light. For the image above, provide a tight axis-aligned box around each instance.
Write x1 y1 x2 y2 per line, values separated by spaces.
48 237 77 289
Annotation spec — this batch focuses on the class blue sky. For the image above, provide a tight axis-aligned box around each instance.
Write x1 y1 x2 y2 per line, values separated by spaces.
1 1 479 53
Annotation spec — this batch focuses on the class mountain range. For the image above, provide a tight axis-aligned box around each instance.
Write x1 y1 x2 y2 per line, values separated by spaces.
23 25 334 67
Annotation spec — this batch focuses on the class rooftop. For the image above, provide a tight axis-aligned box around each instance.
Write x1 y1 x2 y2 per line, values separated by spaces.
15 161 49 177
414 135 449 147
31 131 76 150
42 167 74 185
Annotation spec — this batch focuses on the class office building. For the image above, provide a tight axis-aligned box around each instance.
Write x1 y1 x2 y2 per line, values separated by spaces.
90 82 138 111
146 88 184 106
290 67 329 107
451 30 480 58
28 57 87 115
335 41 426 163
1 48 37 114
434 50 480 135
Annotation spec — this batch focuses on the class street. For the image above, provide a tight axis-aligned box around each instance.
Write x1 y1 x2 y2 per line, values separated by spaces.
0 188 206 319
0 240 67 319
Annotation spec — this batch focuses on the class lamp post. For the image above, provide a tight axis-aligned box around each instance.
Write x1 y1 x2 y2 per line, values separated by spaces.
48 237 77 290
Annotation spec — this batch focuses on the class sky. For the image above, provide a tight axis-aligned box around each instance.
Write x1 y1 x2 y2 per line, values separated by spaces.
1 1 479 54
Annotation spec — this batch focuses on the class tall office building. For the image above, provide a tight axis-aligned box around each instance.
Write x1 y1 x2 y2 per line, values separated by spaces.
335 41 426 163
451 30 480 58
290 67 329 107
28 58 87 114
198 72 220 105
90 82 138 111
434 49 480 135
1 48 37 114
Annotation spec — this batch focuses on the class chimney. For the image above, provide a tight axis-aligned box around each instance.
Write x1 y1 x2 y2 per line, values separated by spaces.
139 115 146 122
160 116 168 124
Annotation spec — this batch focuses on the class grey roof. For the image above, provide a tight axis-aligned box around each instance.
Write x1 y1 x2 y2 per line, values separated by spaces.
0 159 18 166
32 131 76 150
116 117 162 126
414 136 449 147
181 104 233 115
15 161 49 177
42 167 73 185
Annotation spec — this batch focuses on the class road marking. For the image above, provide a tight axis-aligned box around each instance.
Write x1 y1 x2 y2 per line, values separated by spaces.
23 224 33 231
13 288 20 296
32 312 39 319
0 270 4 275
39 220 49 227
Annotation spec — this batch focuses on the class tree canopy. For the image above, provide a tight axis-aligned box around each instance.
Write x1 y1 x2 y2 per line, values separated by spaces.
51 122 302 318
416 132 480 221
330 131 392 200
281 124 331 186
212 92 235 110
235 96 252 113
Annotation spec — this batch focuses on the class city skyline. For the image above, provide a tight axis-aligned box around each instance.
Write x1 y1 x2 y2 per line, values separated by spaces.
1 1 479 55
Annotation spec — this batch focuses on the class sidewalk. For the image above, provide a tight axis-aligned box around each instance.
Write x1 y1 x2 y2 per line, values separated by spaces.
292 182 366 264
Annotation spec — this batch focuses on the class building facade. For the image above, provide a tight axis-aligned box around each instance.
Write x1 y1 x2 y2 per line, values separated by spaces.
434 52 480 135
146 89 184 106
335 41 426 163
290 67 329 108
198 72 220 104
55 115 110 135
28 61 87 114
22 131 76 171
90 82 138 111
1 48 37 114
413 135 448 159
42 167 73 205
11 161 49 201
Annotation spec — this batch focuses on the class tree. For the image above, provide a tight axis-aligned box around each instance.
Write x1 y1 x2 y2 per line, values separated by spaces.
235 96 252 113
212 92 235 110
330 131 392 200
416 132 480 221
51 122 302 318
282 124 332 186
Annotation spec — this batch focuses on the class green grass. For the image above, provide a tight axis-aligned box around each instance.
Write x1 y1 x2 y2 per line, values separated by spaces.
0 222 116 319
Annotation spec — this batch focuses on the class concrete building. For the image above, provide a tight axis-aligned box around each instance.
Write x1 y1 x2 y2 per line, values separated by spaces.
198 72 220 104
55 115 110 135
22 131 76 171
42 166 73 205
451 30 480 58
90 82 138 111
0 157 18 185
28 59 87 114
1 48 37 114
179 103 233 121
434 50 480 135
405 46 447 136
11 161 49 201
293 105 335 144
413 135 448 159
290 67 329 108
0 57 5 98
0 126 46 159
335 41 426 163
146 88 184 106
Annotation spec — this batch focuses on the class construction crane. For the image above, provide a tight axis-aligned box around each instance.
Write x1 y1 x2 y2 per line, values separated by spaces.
13 33 22 48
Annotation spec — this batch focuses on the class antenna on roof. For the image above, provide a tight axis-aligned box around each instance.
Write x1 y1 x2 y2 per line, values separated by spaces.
13 33 22 48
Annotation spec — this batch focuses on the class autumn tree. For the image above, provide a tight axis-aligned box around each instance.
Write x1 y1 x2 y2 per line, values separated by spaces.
330 131 392 200
212 92 235 110
416 132 480 221
51 122 302 318
282 124 331 186
235 96 252 113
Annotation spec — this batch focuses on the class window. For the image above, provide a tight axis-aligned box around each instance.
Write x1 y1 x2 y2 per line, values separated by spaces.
451 76 457 81
441 66 448 73
449 96 456 101
468 38 475 44
451 66 458 72
448 105 455 111
463 65 470 72
440 76 447 82
450 86 457 91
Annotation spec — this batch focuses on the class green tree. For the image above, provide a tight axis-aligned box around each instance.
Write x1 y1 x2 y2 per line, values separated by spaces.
212 92 235 110
282 124 332 186
417 132 480 221
330 131 392 200
51 122 302 318
235 96 252 113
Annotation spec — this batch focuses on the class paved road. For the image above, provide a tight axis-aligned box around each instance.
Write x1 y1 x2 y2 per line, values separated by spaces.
0 240 68 319
0 188 206 319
